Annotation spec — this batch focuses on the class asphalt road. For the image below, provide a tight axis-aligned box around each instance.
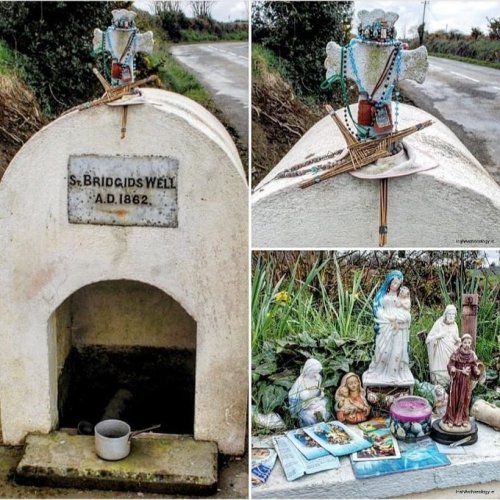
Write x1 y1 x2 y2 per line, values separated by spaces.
399 56 500 184
170 42 249 148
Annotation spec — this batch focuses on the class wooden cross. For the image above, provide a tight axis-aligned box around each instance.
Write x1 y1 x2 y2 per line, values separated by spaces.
92 9 154 138
93 9 154 87
462 294 479 350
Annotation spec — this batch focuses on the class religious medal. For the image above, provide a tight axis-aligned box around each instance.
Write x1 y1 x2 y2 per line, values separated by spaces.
111 60 122 79
373 105 393 133
121 64 132 83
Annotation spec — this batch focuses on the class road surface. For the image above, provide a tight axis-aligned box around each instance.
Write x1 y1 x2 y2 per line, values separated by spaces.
400 56 500 184
170 42 249 149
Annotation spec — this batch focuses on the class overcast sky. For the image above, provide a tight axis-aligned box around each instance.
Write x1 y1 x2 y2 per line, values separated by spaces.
134 1 497 32
354 0 498 35
134 1 248 22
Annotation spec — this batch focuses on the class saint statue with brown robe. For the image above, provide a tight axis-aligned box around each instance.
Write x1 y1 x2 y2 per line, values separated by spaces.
439 334 481 433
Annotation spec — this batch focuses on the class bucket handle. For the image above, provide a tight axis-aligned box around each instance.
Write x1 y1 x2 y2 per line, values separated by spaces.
128 424 161 441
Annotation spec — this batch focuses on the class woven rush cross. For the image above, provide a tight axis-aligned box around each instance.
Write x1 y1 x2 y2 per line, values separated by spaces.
299 106 432 188
299 105 433 246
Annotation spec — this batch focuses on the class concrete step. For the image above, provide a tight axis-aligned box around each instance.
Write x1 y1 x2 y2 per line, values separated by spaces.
15 431 218 495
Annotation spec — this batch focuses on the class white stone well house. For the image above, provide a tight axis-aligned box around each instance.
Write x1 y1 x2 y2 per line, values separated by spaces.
0 88 248 455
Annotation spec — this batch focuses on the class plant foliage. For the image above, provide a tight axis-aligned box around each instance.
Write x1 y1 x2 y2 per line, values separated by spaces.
0 1 135 116
252 252 500 432
252 1 353 100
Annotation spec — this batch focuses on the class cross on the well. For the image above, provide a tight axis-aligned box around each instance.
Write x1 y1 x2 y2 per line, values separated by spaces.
325 9 428 137
323 9 430 246
93 9 154 87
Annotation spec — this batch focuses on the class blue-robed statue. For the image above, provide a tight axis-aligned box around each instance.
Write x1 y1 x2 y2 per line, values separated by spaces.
363 270 415 386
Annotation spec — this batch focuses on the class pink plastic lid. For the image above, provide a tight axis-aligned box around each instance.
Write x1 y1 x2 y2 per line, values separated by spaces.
390 396 432 422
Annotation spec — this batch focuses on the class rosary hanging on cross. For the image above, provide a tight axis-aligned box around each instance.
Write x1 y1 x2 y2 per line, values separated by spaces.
278 9 437 247
89 9 155 139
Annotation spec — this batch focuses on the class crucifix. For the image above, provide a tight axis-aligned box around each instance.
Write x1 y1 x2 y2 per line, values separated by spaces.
93 9 154 138
462 294 479 350
321 9 432 246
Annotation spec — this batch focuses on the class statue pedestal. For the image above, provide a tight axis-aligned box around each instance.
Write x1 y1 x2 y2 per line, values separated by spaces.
431 418 478 446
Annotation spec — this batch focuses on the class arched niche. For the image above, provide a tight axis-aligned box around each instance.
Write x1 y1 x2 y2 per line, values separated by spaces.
52 279 196 434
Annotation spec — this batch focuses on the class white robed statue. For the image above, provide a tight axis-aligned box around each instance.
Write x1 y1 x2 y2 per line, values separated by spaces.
288 358 330 426
426 304 461 387
363 270 415 386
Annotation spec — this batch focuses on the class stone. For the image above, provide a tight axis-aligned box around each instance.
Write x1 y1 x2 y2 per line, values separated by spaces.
0 88 248 455
252 102 500 247
252 422 500 498
67 155 179 227
15 432 217 495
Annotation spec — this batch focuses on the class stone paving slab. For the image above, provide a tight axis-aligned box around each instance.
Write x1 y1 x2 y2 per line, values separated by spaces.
16 432 218 495
252 422 500 498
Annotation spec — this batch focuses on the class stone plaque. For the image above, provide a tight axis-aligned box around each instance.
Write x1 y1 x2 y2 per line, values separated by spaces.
68 155 178 227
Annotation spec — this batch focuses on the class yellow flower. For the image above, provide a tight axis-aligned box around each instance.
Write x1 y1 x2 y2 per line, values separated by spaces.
275 291 291 304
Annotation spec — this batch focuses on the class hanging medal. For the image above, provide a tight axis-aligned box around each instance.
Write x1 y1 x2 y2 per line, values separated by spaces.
111 59 122 79
121 64 132 83
373 104 393 133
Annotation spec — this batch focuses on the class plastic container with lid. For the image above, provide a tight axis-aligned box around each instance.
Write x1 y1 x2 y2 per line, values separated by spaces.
389 396 432 441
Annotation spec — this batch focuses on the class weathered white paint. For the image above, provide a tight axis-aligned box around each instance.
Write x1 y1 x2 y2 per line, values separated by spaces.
252 103 500 248
0 88 248 455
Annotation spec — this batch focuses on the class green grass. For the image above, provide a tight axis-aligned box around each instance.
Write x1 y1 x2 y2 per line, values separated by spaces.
149 43 215 112
0 40 26 78
430 52 500 70
252 43 289 80
181 30 218 42
179 29 247 43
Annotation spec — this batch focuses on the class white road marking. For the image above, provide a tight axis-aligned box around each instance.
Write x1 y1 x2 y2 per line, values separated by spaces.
450 71 480 83
205 44 249 61
431 64 443 70
493 86 500 91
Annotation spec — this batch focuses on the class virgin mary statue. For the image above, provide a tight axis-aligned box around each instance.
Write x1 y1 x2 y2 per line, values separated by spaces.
362 270 415 387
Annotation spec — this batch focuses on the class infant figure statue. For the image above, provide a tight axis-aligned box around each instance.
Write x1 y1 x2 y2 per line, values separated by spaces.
335 372 371 424
289 358 330 427
362 270 415 387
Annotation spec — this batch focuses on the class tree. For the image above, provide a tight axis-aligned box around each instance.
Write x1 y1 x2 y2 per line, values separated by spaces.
150 1 182 15
487 17 500 40
0 1 132 116
470 27 483 40
252 1 354 98
190 1 215 19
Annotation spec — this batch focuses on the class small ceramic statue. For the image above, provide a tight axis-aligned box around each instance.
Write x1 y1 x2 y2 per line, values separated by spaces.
334 372 371 424
439 334 481 432
426 304 461 387
362 270 415 386
289 358 330 427
433 385 448 419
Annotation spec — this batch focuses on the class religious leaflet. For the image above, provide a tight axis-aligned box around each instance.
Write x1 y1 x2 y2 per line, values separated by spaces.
351 438 450 479
352 418 401 462
251 448 278 486
302 421 372 456
285 428 331 460
274 436 340 482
